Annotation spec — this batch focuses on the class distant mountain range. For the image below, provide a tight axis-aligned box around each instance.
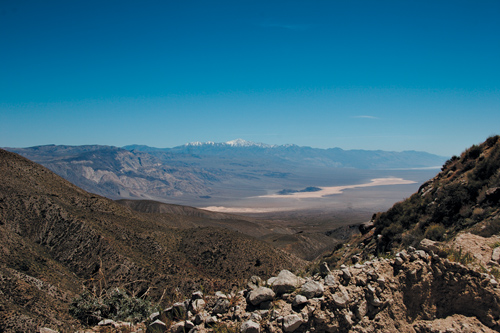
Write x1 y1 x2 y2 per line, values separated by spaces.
5 140 447 205
124 139 446 169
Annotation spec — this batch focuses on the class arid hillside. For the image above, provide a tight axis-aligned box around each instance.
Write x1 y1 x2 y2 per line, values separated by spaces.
0 149 305 332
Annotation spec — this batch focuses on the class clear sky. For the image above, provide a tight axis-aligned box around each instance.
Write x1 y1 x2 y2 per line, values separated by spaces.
1 0 499 156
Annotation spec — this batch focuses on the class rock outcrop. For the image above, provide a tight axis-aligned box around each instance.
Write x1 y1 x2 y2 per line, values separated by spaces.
75 245 500 333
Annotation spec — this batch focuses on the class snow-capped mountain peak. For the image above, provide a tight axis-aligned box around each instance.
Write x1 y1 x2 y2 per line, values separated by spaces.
224 139 271 147
184 139 273 148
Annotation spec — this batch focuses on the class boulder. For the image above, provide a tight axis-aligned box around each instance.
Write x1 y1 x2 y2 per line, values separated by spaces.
213 298 230 314
419 238 440 254
191 298 206 312
492 247 500 263
332 287 350 307
300 280 324 299
248 287 275 306
324 274 336 286
283 314 304 332
241 320 260 333
292 294 308 307
271 270 304 294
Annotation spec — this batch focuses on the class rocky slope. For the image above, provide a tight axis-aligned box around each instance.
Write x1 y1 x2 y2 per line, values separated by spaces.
372 135 500 254
73 244 500 333
0 149 304 332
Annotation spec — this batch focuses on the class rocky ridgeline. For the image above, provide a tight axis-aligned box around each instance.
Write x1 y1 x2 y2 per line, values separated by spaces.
62 245 500 333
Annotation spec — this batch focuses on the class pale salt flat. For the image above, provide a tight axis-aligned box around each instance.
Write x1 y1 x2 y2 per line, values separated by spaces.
202 177 416 213
258 177 417 199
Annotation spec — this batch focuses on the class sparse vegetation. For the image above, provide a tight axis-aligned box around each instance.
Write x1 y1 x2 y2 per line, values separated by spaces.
424 224 446 241
69 288 153 326
444 247 474 266
375 135 500 253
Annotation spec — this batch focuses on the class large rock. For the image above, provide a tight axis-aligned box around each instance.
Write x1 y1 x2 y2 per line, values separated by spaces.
300 280 324 299
213 298 230 314
419 238 440 254
241 320 260 333
248 286 275 306
324 274 336 286
191 298 206 312
283 314 304 332
492 247 500 263
271 270 304 294
332 286 350 307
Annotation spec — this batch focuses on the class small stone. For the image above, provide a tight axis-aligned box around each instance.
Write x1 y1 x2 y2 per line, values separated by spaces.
39 329 58 333
149 319 167 332
205 316 217 326
248 275 263 290
149 311 160 322
216 291 228 299
170 321 185 333
98 319 115 326
185 320 195 331
267 276 278 286
192 291 203 300
394 257 404 266
250 313 262 322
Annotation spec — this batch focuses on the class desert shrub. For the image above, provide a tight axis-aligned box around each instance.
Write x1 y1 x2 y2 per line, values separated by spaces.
424 224 446 241
445 247 474 266
464 144 482 161
491 267 500 280
69 288 153 326
485 135 500 148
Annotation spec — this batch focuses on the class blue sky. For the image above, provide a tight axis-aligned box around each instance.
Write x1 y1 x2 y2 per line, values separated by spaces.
1 0 499 156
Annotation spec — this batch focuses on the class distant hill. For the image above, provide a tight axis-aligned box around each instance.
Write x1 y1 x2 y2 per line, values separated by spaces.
5 140 447 206
0 149 304 332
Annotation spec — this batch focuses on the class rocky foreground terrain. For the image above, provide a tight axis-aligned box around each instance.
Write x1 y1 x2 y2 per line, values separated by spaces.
58 239 500 333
